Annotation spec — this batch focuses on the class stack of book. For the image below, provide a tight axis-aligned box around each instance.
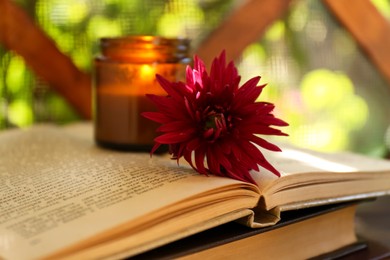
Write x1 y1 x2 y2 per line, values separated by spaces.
134 202 365 259
0 123 390 259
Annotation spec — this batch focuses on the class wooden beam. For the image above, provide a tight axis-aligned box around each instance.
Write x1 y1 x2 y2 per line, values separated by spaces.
323 0 390 89
0 0 92 119
196 0 293 69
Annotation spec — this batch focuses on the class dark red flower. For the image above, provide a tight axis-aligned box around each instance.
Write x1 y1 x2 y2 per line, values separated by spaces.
142 51 288 184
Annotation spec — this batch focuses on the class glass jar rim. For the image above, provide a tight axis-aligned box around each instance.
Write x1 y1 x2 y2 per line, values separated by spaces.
100 35 190 49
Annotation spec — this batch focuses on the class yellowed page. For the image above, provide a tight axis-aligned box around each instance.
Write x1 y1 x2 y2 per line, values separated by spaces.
253 143 390 189
252 143 390 210
0 124 258 260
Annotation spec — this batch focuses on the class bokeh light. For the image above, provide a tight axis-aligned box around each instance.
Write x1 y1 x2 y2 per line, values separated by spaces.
1 0 389 157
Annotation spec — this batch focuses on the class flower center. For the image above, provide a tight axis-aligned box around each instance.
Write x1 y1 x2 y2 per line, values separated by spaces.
203 111 228 140
205 113 222 129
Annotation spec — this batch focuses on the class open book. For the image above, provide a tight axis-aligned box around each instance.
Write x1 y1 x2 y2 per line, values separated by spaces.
1 123 390 259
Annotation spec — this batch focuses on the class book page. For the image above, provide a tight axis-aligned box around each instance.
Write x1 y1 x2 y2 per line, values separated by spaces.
0 124 254 260
273 142 390 174
252 142 390 192
251 142 390 210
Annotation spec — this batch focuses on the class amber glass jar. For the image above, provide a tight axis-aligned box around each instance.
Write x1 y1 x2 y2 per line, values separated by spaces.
94 36 191 151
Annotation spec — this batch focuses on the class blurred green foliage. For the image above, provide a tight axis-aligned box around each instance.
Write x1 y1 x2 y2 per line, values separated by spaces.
0 0 233 129
1 0 390 156
237 1 390 156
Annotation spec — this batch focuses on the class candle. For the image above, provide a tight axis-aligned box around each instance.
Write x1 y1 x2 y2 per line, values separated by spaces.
93 36 191 151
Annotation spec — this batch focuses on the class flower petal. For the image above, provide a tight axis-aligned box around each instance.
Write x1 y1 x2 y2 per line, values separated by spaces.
194 148 207 175
155 132 192 144
142 112 172 124
157 120 195 133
